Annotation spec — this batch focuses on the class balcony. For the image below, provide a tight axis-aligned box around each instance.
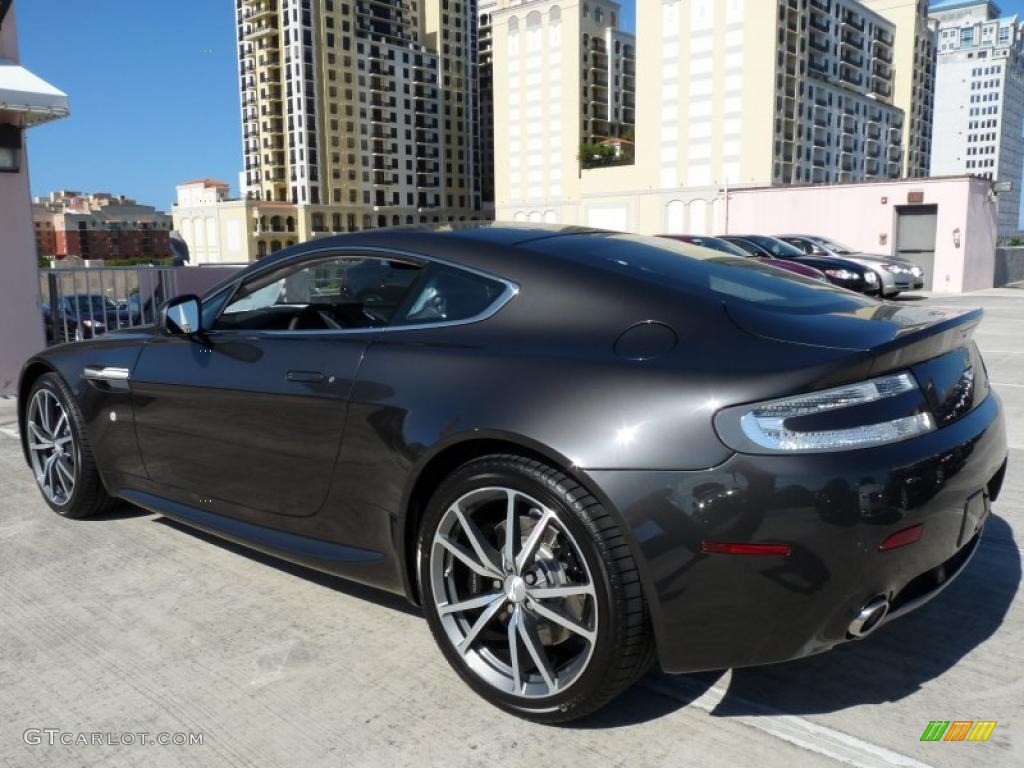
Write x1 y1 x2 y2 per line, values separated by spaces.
870 76 892 98
842 13 865 32
243 22 278 41
841 28 864 48
872 39 893 63
841 48 864 67
838 67 863 88
809 35 830 55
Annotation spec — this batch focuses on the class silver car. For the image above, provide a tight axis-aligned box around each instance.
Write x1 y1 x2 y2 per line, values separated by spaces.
780 235 926 297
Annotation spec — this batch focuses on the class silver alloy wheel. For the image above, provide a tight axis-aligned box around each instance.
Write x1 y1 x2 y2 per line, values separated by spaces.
430 486 598 699
26 389 77 506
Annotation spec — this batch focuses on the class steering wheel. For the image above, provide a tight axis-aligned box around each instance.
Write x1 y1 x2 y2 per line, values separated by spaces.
288 304 343 331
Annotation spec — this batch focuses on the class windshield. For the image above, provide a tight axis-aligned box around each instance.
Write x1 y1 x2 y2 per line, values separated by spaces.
685 236 751 259
743 235 805 260
816 237 855 255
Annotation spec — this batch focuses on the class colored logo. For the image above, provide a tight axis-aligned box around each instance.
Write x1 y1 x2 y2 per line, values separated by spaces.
920 721 997 742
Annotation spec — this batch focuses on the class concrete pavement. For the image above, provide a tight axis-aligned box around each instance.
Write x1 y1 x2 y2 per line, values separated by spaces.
0 289 1021 768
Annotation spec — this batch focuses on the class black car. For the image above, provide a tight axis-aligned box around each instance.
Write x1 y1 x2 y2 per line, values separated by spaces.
18 226 1007 723
43 294 134 344
722 235 881 295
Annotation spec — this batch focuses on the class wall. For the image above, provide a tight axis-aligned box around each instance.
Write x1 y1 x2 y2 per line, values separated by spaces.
995 246 1024 286
0 6 46 393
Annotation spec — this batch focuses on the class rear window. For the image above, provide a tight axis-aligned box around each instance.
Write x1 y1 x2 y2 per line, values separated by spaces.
522 233 873 313
743 235 805 260
397 266 507 325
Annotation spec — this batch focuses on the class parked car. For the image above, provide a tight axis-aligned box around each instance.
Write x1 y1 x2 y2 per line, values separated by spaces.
18 226 1007 723
780 235 926 297
722 235 881 295
117 293 147 324
659 234 827 281
42 294 130 343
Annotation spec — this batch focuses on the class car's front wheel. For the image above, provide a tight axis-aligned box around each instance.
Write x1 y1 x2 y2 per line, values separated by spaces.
25 373 113 519
419 454 654 723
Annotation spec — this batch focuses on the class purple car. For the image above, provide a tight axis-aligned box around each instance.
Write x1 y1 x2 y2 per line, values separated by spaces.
659 235 828 281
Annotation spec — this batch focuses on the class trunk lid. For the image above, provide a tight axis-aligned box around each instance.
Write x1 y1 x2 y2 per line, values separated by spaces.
726 300 988 426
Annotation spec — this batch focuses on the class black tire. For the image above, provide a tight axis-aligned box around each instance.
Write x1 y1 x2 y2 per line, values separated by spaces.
418 454 654 724
25 373 114 519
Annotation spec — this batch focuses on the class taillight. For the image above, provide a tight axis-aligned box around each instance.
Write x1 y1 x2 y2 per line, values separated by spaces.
715 371 935 454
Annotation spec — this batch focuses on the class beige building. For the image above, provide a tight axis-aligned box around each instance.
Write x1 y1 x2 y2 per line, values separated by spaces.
862 0 937 178
491 0 634 223
495 0 911 234
172 179 303 264
237 0 482 243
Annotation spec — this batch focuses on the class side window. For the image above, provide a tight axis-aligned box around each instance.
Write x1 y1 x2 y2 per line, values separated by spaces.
214 255 423 331
397 266 507 326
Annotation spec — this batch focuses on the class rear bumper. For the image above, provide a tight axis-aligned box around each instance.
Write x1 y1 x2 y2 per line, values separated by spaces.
587 392 1007 673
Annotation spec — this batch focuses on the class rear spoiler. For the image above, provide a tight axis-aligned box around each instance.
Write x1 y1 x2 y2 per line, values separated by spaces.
868 308 982 376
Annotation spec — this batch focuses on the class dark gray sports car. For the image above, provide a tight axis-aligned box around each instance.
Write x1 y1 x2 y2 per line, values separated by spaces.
18 225 1008 723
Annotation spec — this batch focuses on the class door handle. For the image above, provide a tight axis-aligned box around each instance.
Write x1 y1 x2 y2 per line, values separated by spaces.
84 365 131 382
286 370 324 383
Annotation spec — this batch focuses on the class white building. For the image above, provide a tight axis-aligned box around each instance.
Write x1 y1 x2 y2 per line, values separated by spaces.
172 180 283 264
930 0 1024 236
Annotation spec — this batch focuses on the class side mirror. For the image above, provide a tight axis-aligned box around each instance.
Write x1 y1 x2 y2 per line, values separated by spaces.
161 295 201 336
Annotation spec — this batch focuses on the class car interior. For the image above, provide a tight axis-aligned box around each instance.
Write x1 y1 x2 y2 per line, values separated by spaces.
212 255 505 332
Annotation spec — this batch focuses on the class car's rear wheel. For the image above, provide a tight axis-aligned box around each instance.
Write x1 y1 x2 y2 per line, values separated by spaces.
25 373 113 519
418 454 654 723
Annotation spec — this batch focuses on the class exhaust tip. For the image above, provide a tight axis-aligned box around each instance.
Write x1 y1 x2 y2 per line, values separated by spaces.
848 596 890 638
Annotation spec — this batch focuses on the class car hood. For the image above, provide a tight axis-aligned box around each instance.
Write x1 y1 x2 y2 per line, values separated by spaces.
838 252 916 266
726 299 981 354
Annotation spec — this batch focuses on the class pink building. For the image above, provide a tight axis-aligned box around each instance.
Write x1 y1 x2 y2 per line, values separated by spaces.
0 1 69 393
725 176 998 295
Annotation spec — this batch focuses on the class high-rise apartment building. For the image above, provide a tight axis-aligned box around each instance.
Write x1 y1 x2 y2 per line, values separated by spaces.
862 0 937 177
930 0 1024 236
236 0 482 244
764 0 904 185
422 0 483 213
491 0 634 217
494 0 915 233
479 0 497 205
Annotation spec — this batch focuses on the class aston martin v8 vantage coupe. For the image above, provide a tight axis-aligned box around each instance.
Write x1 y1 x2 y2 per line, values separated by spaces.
18 226 1007 723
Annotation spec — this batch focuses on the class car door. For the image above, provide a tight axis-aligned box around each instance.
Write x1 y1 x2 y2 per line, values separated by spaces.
131 251 425 520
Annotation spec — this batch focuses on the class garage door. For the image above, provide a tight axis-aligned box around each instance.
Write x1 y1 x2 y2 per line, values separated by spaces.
895 205 938 290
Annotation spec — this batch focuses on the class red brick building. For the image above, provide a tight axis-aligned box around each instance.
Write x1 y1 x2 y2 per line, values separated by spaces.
33 191 173 262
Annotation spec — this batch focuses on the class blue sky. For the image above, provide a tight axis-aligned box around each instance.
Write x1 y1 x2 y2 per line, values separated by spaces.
16 0 1024 211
